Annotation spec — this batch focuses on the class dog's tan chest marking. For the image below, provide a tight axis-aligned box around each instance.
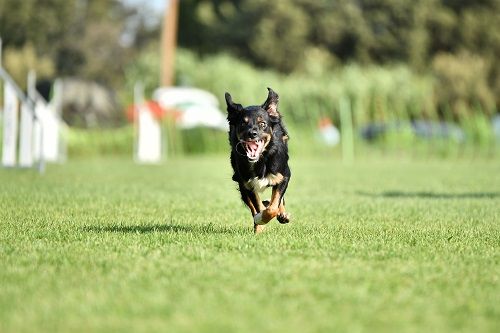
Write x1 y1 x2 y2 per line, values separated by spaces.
244 173 284 192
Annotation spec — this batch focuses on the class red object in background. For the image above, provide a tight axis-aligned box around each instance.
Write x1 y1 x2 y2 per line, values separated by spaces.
318 116 333 129
125 100 181 122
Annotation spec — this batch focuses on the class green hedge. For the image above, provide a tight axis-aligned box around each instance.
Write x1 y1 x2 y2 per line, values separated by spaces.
66 124 229 157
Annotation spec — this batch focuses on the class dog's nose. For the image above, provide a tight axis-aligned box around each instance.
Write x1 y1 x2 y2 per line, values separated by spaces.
248 129 258 139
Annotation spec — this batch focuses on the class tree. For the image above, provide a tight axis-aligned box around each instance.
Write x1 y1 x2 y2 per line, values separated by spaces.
0 0 147 87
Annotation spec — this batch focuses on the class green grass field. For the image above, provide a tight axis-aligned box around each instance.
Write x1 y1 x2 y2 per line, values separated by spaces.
1 156 499 332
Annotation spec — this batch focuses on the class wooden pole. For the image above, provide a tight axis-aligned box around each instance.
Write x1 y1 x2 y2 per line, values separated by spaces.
0 38 3 68
160 0 179 87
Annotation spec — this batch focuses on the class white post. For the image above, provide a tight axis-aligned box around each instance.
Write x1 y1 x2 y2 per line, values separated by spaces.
134 82 162 164
19 71 37 167
39 98 60 162
2 83 19 167
133 81 143 162
18 101 34 167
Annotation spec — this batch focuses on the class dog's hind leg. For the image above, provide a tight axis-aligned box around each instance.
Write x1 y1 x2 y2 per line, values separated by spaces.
261 199 290 222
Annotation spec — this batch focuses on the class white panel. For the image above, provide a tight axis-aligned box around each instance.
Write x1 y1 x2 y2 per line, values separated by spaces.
2 83 19 167
18 102 34 167
136 106 162 163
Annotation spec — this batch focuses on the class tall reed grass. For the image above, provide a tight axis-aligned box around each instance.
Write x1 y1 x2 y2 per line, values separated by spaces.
33 48 500 158
172 49 498 157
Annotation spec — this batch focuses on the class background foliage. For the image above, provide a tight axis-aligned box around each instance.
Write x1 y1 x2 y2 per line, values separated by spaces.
179 0 500 109
0 0 146 87
0 0 499 155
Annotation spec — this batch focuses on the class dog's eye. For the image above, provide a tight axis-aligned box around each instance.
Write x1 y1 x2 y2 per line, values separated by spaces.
259 122 267 129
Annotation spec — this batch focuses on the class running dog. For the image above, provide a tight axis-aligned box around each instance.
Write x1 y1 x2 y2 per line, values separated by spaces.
225 88 291 233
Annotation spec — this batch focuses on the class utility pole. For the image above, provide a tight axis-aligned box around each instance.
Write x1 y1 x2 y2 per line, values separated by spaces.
0 38 3 68
160 0 179 87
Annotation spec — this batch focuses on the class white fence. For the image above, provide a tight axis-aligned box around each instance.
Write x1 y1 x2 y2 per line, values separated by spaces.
0 39 65 172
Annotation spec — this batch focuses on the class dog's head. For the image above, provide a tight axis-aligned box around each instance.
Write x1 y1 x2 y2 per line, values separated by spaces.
225 88 281 163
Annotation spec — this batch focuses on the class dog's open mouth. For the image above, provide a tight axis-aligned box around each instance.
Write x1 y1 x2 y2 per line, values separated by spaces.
243 139 265 162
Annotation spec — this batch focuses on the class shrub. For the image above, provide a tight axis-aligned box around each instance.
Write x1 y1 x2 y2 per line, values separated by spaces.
432 52 495 119
3 43 55 89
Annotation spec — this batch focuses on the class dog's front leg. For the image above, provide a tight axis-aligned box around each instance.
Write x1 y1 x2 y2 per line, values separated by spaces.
253 187 280 226
239 184 267 233
250 191 267 234
253 186 286 226
239 184 266 215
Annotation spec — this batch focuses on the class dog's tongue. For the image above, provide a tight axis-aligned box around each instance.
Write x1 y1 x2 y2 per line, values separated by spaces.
245 140 263 160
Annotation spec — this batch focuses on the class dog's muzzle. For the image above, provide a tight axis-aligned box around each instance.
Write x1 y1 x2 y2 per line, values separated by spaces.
242 139 265 162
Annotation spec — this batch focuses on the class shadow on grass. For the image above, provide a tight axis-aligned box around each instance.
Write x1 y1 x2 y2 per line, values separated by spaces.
358 191 500 199
82 223 245 235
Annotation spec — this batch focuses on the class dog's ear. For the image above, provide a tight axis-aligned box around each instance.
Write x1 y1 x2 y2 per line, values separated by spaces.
262 87 280 119
225 92 243 123
225 92 243 113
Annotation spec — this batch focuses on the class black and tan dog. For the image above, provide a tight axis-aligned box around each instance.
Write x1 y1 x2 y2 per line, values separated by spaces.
225 88 291 233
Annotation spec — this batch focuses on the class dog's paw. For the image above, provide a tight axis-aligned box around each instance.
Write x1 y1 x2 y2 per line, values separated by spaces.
254 224 266 234
253 212 265 225
277 212 291 224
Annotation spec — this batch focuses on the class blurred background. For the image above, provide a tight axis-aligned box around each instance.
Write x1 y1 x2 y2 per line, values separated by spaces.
1 0 499 161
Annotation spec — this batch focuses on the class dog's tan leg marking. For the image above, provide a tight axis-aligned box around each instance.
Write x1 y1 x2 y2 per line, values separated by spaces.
254 224 266 234
277 201 291 224
262 188 281 222
279 202 286 215
254 188 281 225
253 191 269 233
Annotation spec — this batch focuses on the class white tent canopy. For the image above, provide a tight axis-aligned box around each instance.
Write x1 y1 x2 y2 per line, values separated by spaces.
153 87 228 131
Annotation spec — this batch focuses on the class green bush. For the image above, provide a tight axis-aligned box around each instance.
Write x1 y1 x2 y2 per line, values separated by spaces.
432 52 495 119
3 43 55 90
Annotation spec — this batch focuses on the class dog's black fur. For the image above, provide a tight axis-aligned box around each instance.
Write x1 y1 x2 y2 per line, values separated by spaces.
225 88 291 233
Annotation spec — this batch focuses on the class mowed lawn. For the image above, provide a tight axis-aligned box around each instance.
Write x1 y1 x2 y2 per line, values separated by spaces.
0 155 498 333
